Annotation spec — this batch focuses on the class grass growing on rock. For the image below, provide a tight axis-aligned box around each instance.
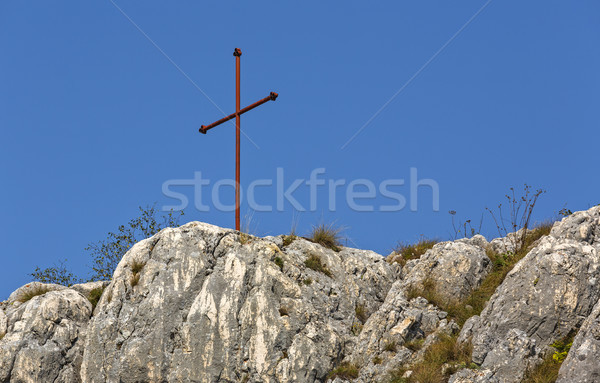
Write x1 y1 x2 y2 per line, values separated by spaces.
391 238 438 267
523 332 575 383
282 234 296 247
328 362 360 380
405 223 554 327
274 256 284 270
389 334 472 383
88 286 105 310
304 254 333 277
309 223 343 251
16 285 53 303
130 260 146 287
355 303 368 324
395 223 555 381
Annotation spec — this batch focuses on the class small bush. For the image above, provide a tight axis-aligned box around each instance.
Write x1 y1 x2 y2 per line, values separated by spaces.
355 303 368 324
88 286 105 310
304 254 333 277
279 307 289 317
274 256 284 270
373 356 383 365
303 278 313 286
16 285 52 303
328 362 360 380
309 223 343 251
391 238 438 267
30 259 82 286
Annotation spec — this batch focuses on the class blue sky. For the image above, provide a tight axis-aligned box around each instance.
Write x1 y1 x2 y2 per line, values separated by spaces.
1 1 598 298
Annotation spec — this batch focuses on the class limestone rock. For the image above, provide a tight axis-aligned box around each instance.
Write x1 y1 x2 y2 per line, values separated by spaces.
6 281 66 305
556 296 600 383
454 206 600 382
448 368 499 383
402 236 492 302
80 222 396 383
0 288 92 383
70 280 110 300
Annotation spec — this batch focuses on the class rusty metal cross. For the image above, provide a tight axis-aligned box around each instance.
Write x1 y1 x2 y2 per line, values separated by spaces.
199 48 278 231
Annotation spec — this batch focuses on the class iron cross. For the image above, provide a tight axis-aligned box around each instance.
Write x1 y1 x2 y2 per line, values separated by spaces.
199 48 278 231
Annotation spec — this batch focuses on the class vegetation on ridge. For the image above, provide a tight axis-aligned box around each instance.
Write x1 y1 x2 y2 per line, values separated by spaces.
31 205 183 284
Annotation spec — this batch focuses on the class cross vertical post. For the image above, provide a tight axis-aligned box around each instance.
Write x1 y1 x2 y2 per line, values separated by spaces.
234 48 241 231
199 48 278 232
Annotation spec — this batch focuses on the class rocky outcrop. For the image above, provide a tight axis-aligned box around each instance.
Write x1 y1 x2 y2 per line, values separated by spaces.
556 295 600 382
341 280 457 382
2 206 600 383
452 206 600 382
0 288 92 383
401 235 491 302
79 222 395 383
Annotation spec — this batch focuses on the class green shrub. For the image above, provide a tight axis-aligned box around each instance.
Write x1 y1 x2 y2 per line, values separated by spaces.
328 362 360 380
274 256 284 270
88 286 105 310
30 259 82 286
304 254 333 277
303 278 313 286
32 205 183 283
309 223 343 251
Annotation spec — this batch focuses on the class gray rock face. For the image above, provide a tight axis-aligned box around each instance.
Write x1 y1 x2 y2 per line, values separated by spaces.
448 368 499 383
80 222 396 383
343 280 458 382
556 296 600 383
70 281 110 300
3 206 600 382
0 288 92 383
454 206 600 382
402 235 492 302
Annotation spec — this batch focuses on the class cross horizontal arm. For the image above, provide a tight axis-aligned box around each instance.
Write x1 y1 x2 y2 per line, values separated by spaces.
199 92 278 134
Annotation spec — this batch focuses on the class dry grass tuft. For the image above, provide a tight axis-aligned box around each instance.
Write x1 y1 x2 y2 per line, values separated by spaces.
129 260 146 287
389 334 472 383
309 223 343 251
16 285 53 303
328 362 360 380
355 303 368 324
